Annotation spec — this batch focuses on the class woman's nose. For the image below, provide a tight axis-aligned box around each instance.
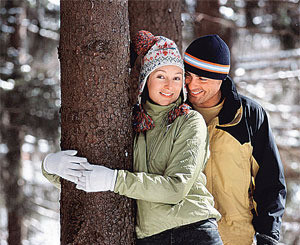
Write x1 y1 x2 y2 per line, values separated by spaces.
164 79 171 88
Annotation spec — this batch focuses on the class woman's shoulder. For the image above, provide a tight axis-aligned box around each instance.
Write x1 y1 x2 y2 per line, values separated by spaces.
175 109 207 133
183 109 206 124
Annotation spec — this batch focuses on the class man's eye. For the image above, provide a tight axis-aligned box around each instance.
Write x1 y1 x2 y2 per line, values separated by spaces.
157 75 164 79
200 78 207 81
174 77 182 81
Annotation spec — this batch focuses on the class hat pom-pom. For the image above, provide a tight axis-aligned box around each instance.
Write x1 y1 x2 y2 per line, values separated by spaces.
133 30 157 56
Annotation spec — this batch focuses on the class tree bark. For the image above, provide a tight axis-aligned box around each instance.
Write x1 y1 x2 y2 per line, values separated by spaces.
128 0 182 50
128 0 182 105
59 1 134 244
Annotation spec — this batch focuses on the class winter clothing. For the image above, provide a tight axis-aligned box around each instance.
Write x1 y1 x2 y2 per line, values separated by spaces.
136 218 223 245
76 162 118 192
42 150 87 185
184 34 230 80
42 163 61 189
42 30 222 243
194 99 224 125
134 30 187 105
132 30 189 133
114 98 221 239
133 103 191 133
42 98 222 239
196 77 286 245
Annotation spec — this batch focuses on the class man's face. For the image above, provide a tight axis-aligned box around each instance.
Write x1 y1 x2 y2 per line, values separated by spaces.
185 72 222 108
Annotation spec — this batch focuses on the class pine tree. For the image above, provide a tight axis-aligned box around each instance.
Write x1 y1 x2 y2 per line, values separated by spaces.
59 1 134 244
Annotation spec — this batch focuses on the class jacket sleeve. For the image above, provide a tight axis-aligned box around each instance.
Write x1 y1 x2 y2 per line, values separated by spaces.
250 106 286 241
114 112 209 204
41 160 61 189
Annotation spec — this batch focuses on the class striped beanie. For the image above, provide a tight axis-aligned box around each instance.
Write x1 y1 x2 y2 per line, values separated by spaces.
133 30 187 105
184 34 230 80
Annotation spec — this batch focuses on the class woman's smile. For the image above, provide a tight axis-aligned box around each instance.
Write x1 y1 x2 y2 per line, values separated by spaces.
160 91 174 97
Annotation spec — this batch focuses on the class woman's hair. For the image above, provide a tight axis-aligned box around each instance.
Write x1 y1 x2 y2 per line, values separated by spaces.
141 83 150 105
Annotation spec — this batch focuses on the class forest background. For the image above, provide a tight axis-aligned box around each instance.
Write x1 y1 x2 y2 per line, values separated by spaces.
0 0 299 244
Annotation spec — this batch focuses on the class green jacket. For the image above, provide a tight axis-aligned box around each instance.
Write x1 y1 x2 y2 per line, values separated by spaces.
114 100 221 239
41 99 221 239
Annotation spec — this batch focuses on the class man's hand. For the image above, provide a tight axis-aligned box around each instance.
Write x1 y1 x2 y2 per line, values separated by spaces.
43 150 88 184
76 162 118 192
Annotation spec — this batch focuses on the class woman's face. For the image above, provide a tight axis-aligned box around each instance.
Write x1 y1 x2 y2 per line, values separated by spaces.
147 65 183 106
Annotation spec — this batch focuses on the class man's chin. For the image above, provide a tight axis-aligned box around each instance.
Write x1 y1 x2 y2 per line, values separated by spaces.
188 95 197 103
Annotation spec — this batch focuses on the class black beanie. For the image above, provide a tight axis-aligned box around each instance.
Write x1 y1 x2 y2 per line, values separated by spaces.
184 34 230 80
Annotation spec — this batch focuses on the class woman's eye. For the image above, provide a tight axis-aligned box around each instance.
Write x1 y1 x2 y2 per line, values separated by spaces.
157 75 164 79
174 77 182 81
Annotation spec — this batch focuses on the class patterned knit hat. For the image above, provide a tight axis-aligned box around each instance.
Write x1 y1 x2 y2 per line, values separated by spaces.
184 34 230 80
133 30 187 105
132 30 191 133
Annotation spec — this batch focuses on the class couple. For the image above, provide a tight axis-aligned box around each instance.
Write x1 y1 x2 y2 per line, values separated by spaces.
42 31 286 245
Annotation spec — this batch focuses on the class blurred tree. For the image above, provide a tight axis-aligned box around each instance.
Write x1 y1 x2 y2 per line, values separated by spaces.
266 0 299 49
0 1 29 244
59 1 134 244
245 0 259 28
128 0 182 106
0 0 60 243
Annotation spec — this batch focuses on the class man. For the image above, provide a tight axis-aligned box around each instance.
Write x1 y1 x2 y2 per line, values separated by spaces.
183 34 286 245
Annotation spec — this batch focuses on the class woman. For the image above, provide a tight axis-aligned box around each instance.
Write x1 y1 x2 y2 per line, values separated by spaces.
42 31 223 244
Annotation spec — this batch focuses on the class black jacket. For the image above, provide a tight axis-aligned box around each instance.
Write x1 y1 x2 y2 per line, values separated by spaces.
201 76 286 244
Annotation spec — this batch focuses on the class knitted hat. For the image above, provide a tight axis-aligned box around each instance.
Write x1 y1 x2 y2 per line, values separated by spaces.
133 30 187 105
132 30 191 133
184 34 230 80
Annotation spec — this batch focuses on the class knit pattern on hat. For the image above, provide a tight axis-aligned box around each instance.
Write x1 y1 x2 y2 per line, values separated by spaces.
133 30 158 56
132 30 186 105
132 30 189 133
138 36 184 104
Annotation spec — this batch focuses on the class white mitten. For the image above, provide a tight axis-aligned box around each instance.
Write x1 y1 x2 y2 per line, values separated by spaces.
43 150 88 184
76 162 118 192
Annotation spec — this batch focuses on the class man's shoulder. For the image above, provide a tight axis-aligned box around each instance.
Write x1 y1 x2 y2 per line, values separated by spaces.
239 94 266 113
238 94 268 123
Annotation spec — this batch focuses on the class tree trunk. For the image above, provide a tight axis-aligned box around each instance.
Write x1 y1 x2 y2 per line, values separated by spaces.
128 0 182 105
59 1 135 244
1 1 26 244
245 0 259 29
3 128 23 245
128 0 182 49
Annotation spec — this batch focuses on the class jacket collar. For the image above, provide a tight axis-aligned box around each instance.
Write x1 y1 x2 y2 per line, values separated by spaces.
143 97 182 123
218 76 242 126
